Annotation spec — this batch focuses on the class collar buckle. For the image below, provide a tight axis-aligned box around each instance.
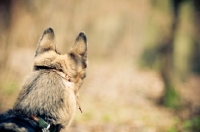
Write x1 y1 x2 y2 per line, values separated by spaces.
42 124 50 132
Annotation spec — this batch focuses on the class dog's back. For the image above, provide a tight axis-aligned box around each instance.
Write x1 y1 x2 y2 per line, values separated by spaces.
14 70 77 126
0 27 88 132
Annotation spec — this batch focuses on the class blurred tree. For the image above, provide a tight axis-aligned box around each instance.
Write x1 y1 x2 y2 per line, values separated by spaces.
191 0 200 74
0 0 12 71
141 1 200 126
0 0 13 112
158 0 183 108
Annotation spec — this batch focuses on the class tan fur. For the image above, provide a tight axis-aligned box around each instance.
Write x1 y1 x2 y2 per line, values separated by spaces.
13 27 88 130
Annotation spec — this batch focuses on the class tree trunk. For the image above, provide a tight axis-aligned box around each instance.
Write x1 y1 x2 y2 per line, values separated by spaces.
0 0 12 70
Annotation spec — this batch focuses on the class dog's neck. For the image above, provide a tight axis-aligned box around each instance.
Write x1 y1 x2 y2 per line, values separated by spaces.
34 66 82 113
34 66 71 82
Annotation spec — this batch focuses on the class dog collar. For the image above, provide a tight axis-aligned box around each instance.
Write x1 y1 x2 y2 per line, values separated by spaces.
31 115 57 132
51 69 71 82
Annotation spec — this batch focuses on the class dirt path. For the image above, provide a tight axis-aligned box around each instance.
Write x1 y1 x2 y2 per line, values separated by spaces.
67 61 175 132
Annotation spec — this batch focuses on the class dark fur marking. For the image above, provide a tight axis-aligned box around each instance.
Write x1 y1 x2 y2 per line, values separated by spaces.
69 53 79 64
42 27 55 40
76 32 87 43
69 53 76 60
44 27 54 34
82 73 86 79
81 60 87 68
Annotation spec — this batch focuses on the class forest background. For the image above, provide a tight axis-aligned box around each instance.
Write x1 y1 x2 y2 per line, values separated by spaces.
0 0 200 132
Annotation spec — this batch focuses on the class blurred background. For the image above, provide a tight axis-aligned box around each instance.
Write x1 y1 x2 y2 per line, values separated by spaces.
0 0 200 131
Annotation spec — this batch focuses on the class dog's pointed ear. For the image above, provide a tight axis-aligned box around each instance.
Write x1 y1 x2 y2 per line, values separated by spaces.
35 27 56 56
70 32 87 58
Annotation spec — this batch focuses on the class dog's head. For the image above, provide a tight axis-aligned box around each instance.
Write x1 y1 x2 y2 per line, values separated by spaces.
33 27 88 93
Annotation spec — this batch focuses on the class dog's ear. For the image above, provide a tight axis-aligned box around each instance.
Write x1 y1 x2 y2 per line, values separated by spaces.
35 27 56 56
70 32 87 58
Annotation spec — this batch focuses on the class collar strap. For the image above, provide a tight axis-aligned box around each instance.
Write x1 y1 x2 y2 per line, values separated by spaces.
31 115 57 132
35 66 71 82
76 97 83 113
51 69 71 82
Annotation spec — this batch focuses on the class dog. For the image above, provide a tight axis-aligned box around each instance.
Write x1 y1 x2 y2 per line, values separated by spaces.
0 27 88 132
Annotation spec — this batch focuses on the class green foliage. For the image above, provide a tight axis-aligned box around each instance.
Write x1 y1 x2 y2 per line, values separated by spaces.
81 112 93 122
163 84 181 109
167 126 178 132
183 116 200 131
168 116 200 132
103 114 111 122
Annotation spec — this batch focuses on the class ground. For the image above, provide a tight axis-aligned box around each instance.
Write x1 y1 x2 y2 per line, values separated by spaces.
67 61 175 132
1 49 199 132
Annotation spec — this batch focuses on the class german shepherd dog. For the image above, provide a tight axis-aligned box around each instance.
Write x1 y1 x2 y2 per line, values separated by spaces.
0 27 88 132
